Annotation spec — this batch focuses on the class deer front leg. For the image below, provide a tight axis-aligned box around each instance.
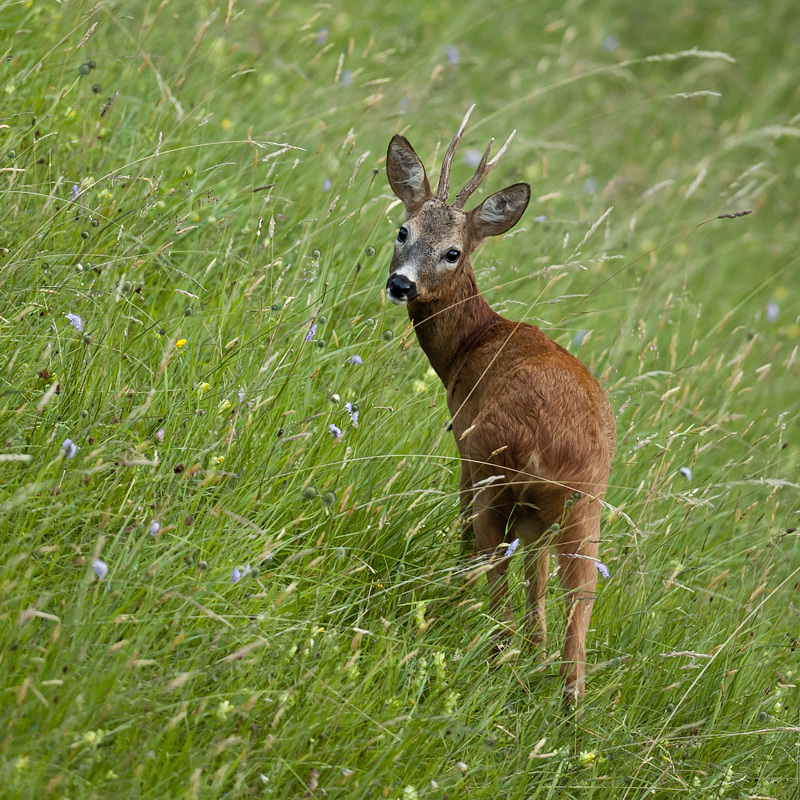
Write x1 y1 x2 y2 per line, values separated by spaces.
555 502 600 704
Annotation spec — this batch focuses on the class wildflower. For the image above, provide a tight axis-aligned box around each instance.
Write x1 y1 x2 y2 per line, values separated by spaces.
341 70 353 88
455 761 468 775
446 45 459 64
210 454 225 466
175 338 187 350
72 184 79 201
401 787 419 800
65 312 83 332
572 330 588 347
602 35 620 53
463 148 482 168
505 538 520 556
216 700 232 719
200 382 211 393
232 565 251 583
315 27 328 45
535 214 547 223
347 355 363 365
238 388 245 403
595 561 610 579
766 301 779 322
305 323 317 341
62 438 77 458
328 423 342 439
345 401 359 425
14 755 28 771
149 521 160 537
93 560 108 580
680 466 692 480
578 750 597 765
583 176 599 194
218 398 232 412
155 428 165 442
412 380 427 393
323 178 331 192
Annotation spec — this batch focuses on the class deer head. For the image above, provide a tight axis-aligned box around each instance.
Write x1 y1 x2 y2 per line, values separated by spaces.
385 105 530 305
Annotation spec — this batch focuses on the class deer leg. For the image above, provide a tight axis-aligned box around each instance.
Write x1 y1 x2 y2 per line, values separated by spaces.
459 461 475 557
472 503 514 633
523 545 550 655
555 502 600 704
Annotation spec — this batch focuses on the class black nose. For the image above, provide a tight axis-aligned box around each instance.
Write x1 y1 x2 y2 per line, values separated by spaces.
386 273 418 302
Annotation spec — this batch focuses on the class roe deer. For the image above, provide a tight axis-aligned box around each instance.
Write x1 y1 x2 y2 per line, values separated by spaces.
384 106 616 703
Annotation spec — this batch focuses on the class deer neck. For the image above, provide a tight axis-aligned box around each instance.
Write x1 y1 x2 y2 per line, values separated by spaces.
407 268 500 387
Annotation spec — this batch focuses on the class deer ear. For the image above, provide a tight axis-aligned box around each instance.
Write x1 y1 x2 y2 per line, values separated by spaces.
387 135 433 217
467 182 530 240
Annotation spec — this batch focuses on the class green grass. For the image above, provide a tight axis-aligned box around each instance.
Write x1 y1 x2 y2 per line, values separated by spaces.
2 0 799 797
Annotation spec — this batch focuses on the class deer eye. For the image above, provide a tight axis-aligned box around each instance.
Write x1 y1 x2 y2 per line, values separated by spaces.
397 226 408 243
445 249 460 263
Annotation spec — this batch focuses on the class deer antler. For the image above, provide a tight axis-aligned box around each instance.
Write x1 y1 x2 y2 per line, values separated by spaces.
435 104 476 202
453 129 516 209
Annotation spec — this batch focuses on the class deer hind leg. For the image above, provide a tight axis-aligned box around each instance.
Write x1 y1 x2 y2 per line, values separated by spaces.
471 501 515 634
555 499 601 704
459 461 475 557
523 545 550 655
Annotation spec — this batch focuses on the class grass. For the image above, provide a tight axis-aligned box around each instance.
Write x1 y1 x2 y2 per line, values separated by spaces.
1 0 799 797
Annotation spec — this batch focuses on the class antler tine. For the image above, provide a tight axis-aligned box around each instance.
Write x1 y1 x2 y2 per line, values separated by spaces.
453 129 516 210
435 103 476 202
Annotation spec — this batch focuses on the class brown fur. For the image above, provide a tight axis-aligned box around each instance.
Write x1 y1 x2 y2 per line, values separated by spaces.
386 124 615 704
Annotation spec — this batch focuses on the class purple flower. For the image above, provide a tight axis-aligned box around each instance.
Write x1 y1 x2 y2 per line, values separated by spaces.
595 561 610 579
328 423 342 439
341 70 353 88
347 355 363 365
323 178 331 192
93 560 108 580
446 45 459 64
65 312 83 332
345 402 358 425
505 538 520 556
155 428 165 442
72 184 79 201
766 301 779 322
149 521 160 537
62 438 77 458
305 324 317 342
232 564 251 583
315 27 328 45
572 330 588 347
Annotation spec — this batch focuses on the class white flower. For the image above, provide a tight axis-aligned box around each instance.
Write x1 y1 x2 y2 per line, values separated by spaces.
62 438 77 458
65 312 83 332
92 560 108 580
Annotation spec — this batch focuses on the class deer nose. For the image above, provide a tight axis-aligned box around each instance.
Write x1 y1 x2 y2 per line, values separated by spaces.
386 273 418 303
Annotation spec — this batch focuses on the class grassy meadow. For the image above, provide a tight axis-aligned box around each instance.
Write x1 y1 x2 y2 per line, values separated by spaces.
2 0 800 797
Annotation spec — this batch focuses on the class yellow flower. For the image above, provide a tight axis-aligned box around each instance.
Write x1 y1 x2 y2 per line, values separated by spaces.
222 118 231 130
175 338 187 349
201 382 211 392
578 750 597 765
210 455 225 466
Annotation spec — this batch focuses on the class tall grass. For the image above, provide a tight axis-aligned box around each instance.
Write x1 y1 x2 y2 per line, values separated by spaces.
1 0 799 797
